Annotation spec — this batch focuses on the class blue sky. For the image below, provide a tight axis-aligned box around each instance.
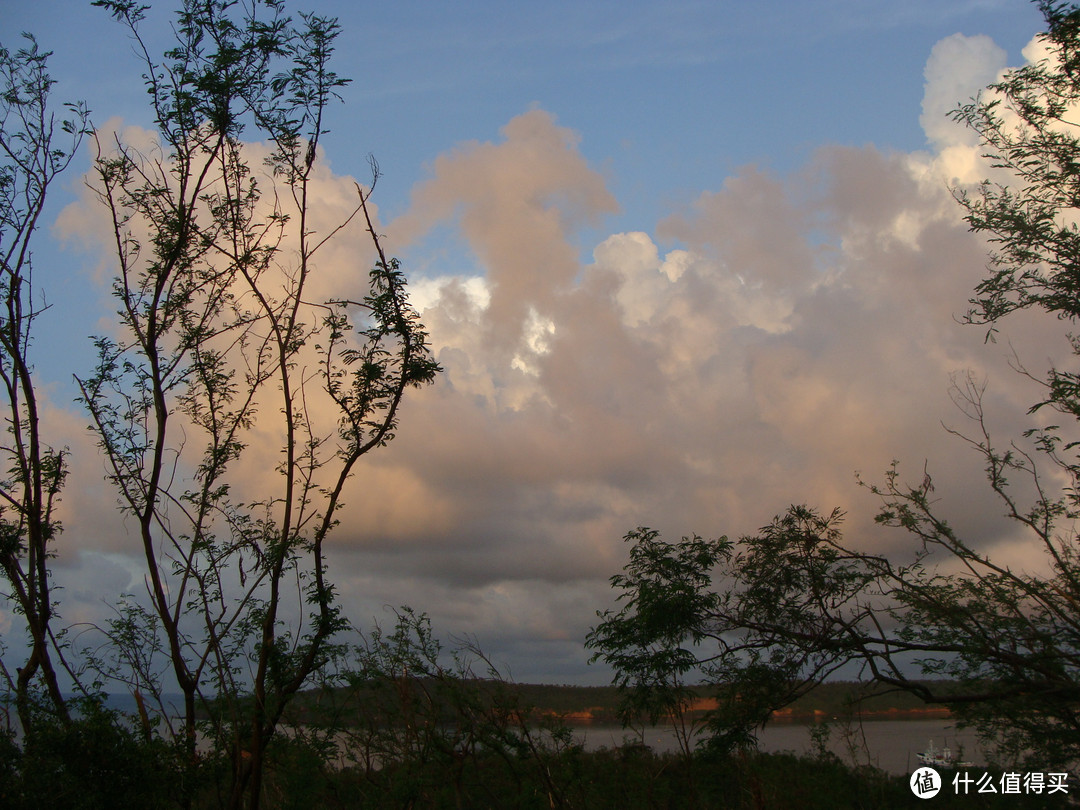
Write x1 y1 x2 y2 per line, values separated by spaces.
3 2 1045 219
0 0 1062 685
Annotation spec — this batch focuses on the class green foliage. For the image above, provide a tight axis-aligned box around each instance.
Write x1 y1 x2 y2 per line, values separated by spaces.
0 699 179 810
897 0 1080 766
1 1 438 806
586 528 728 729
264 610 941 810
0 31 90 727
590 2 1080 772
188 744 979 810
956 1 1080 328
301 608 580 810
589 510 881 755
591 497 1080 767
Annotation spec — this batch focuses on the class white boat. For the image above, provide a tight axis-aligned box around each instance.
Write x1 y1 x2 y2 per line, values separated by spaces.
917 739 974 769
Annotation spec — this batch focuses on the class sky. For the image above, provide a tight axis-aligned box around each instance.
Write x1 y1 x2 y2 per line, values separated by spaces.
0 0 1065 686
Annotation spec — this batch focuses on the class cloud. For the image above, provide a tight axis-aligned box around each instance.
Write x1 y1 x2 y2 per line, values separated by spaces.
920 33 1007 151
357 67 1065 651
389 109 618 353
19 31 1071 685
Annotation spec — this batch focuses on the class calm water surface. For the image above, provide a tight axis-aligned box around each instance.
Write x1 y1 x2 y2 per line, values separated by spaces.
574 718 983 775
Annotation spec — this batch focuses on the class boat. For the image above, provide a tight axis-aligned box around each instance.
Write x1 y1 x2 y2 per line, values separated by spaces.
917 739 974 769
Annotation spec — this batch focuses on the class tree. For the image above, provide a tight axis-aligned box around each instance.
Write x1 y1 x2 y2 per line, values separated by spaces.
0 34 90 731
331 607 577 809
587 509 889 757
590 0 1080 770
585 528 728 757
0 1 438 807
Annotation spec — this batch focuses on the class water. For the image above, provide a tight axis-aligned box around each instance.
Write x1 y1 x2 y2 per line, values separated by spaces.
6 697 983 777
574 718 984 775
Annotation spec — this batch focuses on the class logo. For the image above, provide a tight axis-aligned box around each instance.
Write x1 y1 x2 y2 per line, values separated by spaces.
911 767 942 799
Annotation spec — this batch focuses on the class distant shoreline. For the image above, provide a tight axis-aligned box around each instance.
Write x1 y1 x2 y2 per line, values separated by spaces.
83 679 961 728
550 706 953 726
520 682 957 726
768 705 952 722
